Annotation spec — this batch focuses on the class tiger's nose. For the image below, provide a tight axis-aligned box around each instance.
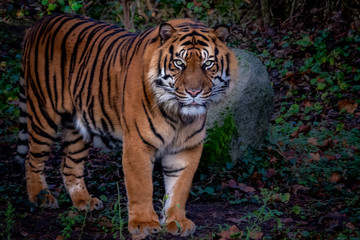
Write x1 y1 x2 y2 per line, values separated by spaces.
186 88 202 97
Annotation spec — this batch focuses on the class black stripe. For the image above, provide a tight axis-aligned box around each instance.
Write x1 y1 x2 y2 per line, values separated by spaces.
175 23 206 28
150 36 158 44
168 141 203 155
181 40 193 46
29 132 51 146
135 122 158 150
197 40 208 47
214 47 219 58
179 31 209 42
30 120 57 142
142 101 164 144
159 106 176 130
17 139 28 145
68 145 89 155
67 155 87 164
50 16 75 110
63 160 74 169
63 136 83 148
78 24 106 64
70 23 97 96
30 151 50 159
121 35 137 132
62 172 83 178
44 28 57 113
157 50 162 75
27 160 38 169
135 27 155 53
163 166 186 177
225 53 230 76
186 118 206 141
27 81 58 130
142 75 152 113
85 27 116 106
87 97 96 129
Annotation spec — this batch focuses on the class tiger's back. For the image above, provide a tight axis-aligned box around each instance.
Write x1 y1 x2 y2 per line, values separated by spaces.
19 14 141 151
16 14 238 239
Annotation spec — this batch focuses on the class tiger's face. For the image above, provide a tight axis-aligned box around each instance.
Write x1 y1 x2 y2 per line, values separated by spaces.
148 21 237 118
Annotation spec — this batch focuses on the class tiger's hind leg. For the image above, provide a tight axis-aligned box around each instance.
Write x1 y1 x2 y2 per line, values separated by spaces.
60 116 103 210
25 113 59 208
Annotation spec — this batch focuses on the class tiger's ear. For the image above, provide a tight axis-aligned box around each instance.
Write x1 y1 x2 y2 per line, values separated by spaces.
213 25 230 42
159 23 175 44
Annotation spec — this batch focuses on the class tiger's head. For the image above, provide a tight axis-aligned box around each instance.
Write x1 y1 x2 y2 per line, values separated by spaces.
147 19 238 118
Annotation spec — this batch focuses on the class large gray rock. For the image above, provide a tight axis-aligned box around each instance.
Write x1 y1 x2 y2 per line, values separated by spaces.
207 49 274 161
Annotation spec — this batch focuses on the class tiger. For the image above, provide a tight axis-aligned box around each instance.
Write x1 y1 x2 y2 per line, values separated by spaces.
14 13 238 239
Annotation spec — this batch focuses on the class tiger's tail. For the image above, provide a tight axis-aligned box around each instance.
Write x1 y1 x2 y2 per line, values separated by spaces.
14 65 28 172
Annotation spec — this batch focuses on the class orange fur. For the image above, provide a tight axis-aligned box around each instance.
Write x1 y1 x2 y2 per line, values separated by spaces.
16 14 238 239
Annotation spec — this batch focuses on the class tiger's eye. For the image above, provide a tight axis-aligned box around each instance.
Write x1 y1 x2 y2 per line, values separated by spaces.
205 60 213 66
176 60 183 66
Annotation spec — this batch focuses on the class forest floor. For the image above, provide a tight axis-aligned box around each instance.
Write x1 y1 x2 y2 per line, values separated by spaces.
1 17 360 240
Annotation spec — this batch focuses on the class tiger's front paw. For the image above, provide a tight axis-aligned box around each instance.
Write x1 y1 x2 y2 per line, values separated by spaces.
128 219 161 240
166 218 196 237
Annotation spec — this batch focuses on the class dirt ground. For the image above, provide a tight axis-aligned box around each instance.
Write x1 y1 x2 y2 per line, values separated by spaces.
0 143 262 240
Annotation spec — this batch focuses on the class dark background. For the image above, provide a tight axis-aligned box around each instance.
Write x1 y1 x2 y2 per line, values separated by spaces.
0 1 359 239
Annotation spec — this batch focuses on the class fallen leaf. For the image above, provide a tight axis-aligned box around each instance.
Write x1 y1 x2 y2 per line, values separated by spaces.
238 183 256 193
291 129 299 138
280 218 294 224
325 155 336 160
321 138 334 150
218 230 231 240
337 100 358 114
346 222 356 230
20 231 29 237
321 212 349 230
330 172 341 183
218 225 241 240
226 217 248 224
266 168 276 178
229 225 240 234
304 100 312 107
98 216 113 228
225 179 239 189
310 152 320 161
250 231 264 240
292 184 310 195
307 137 317 145
223 180 256 194
299 124 311 134
270 156 279 163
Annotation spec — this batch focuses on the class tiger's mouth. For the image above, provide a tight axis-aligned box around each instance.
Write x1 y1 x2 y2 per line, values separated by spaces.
178 101 207 116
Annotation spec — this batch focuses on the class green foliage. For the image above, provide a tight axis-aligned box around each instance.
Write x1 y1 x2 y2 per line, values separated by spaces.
40 0 83 15
58 206 87 240
201 113 237 169
238 188 289 240
237 147 270 184
99 183 126 239
2 202 15 240
259 30 360 122
0 51 20 120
